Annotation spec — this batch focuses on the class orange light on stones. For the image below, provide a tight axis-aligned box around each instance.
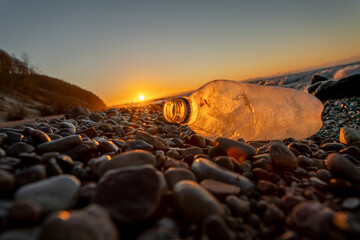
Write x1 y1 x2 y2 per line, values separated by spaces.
58 210 70 221
226 147 247 164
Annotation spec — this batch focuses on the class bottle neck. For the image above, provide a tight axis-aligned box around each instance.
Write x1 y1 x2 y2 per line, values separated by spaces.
163 97 191 124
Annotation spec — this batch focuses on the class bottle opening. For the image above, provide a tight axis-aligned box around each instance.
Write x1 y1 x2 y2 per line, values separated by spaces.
163 97 191 124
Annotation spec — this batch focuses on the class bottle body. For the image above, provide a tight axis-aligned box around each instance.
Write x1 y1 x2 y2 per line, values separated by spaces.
163 80 323 141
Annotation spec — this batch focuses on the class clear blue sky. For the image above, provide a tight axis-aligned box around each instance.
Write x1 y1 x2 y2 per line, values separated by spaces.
1 0 360 105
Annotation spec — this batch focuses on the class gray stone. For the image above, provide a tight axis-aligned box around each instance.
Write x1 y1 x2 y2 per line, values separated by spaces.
191 158 254 192
14 165 47 186
340 127 360 147
126 139 153 150
173 180 225 222
204 214 236 240
39 204 118 240
37 135 82 153
136 130 168 150
15 174 80 213
0 227 40 240
269 142 298 170
7 142 35 156
92 165 162 224
97 150 156 176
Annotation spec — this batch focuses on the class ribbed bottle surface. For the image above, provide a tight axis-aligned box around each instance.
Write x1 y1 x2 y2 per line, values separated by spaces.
163 80 323 141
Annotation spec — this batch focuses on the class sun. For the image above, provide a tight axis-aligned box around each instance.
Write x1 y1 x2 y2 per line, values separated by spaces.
139 95 145 101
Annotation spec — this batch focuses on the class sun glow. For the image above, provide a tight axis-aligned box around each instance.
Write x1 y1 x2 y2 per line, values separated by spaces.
139 95 145 101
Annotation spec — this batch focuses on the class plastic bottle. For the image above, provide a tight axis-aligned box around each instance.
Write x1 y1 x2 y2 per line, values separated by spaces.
163 80 323 141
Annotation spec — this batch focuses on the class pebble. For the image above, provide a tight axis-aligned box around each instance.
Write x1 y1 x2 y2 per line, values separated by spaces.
15 174 80 213
14 164 47 186
200 179 241 199
0 169 14 192
0 133 7 146
39 204 118 240
2 131 23 146
8 199 41 222
29 129 51 145
340 146 360 160
98 140 119 154
164 167 196 189
92 165 162 224
7 142 35 156
342 197 360 210
320 142 347 151
203 214 235 240
189 134 207 148
257 180 277 195
291 201 335 238
173 180 225 222
191 158 254 192
269 142 298 170
96 150 156 176
214 137 256 162
326 153 360 184
0 227 41 240
136 130 168 150
126 139 153 150
262 203 285 224
339 127 360 147
316 169 332 182
225 195 251 217
213 156 235 171
37 135 82 152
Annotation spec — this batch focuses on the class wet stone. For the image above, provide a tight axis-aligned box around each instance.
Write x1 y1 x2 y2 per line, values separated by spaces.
269 142 298 170
164 167 196 189
320 142 347 151
326 153 360 184
163 157 189 170
191 158 254 192
7 142 35 157
214 137 256 162
2 131 23 146
15 174 81 213
37 135 82 153
92 165 162 224
29 130 51 145
39 204 118 240
173 180 225 222
200 179 241 199
98 140 119 154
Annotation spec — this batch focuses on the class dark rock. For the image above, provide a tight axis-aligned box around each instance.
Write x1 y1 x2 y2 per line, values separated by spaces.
204 214 236 240
200 179 241 199
340 146 360 160
7 142 35 157
164 167 196 189
14 165 47 186
189 134 207 148
225 195 250 217
18 153 42 166
127 139 153 150
257 180 277 195
78 127 98 138
180 146 203 158
342 197 360 210
56 154 74 173
281 194 305 213
262 203 285 224
316 169 332 182
291 201 335 238
8 200 41 222
0 169 14 192
2 131 23 145
92 165 162 224
39 204 118 240
65 107 91 119
97 150 156 176
163 158 189 170
0 133 7 146
326 153 360 184
37 135 82 153
311 75 328 85
339 127 360 147
136 130 168 150
269 142 298 170
213 156 234 171
173 180 225 222
98 140 119 154
29 130 51 145
15 174 80 213
288 142 312 157
329 178 352 190
312 74 360 101
214 137 256 162
320 142 346 151
89 113 105 122
191 158 254 192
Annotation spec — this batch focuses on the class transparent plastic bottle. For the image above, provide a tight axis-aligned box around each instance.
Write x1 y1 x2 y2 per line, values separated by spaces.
163 80 323 141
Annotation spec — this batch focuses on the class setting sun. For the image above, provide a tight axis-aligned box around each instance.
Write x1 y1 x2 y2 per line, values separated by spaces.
139 95 145 101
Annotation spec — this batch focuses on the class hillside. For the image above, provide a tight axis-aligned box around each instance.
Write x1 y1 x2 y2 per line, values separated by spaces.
0 49 106 121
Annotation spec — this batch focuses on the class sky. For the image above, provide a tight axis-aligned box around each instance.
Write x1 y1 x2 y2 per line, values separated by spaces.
1 0 360 106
